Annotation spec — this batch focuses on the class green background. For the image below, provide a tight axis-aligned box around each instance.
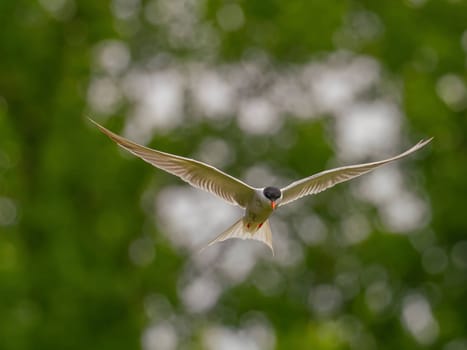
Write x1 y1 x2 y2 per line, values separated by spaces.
1 0 466 349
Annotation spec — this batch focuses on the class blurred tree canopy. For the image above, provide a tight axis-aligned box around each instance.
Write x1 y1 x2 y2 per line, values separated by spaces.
1 0 466 349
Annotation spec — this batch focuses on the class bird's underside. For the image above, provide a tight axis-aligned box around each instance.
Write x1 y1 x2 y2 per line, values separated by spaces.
204 218 274 254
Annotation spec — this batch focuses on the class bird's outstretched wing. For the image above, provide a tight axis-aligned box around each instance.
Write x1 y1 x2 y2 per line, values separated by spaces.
280 138 432 206
91 119 255 208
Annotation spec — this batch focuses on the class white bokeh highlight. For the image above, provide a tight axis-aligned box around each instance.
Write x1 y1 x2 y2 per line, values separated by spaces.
401 293 439 345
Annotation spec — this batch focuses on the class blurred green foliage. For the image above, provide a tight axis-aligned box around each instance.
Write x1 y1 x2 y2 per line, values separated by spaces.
1 0 467 349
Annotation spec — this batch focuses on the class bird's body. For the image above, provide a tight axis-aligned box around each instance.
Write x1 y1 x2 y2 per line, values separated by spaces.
91 119 432 254
245 188 279 229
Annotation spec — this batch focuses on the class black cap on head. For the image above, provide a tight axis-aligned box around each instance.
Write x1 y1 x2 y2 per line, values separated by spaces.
263 186 281 201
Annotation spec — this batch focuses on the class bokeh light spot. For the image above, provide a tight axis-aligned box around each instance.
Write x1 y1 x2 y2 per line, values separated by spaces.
401 293 439 345
0 197 17 226
422 246 448 274
436 74 467 111
217 3 245 32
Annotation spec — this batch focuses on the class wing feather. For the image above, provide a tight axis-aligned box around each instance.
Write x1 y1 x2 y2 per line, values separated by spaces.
91 119 255 207
280 138 432 206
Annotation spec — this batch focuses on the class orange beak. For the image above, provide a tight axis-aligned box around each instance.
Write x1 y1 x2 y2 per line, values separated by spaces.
271 201 276 210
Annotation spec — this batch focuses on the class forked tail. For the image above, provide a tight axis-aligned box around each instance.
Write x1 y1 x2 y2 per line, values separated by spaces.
202 219 274 254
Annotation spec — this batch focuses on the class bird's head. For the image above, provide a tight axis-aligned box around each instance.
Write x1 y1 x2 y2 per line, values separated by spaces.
263 186 282 210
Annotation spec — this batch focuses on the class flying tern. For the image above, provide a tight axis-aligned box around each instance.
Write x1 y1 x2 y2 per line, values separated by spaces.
91 119 431 254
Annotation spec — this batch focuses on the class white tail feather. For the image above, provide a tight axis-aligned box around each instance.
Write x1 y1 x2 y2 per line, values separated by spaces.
202 219 274 254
